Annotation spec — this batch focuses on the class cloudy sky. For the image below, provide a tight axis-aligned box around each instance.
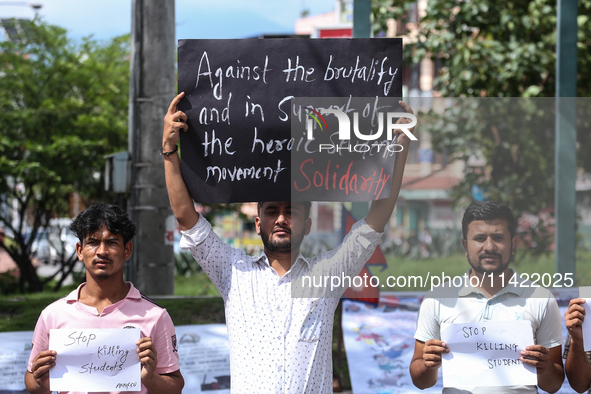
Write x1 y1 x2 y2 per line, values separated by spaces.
0 0 337 41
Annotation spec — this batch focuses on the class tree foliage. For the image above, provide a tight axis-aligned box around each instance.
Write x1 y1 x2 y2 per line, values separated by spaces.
371 0 591 213
371 0 591 254
0 18 129 292
374 0 591 97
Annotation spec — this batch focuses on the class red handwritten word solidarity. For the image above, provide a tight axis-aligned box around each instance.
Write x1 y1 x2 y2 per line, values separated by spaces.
293 159 391 199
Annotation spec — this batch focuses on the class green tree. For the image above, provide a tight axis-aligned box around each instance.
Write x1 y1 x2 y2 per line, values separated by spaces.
0 18 130 292
374 0 591 97
372 0 591 249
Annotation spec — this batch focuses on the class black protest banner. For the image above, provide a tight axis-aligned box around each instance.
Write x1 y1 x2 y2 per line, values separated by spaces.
177 38 402 203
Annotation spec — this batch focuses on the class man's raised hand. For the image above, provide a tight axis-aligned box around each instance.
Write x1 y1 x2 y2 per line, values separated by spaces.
163 92 188 151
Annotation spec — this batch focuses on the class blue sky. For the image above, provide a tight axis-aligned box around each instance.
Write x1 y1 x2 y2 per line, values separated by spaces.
0 0 337 41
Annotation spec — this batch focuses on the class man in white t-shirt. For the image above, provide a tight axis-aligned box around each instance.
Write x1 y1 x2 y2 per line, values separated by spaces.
409 201 564 393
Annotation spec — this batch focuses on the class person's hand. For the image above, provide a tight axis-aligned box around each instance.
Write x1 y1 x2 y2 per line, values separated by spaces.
163 92 189 152
565 298 586 343
394 100 416 146
137 337 157 383
520 345 554 373
30 350 56 389
422 339 449 369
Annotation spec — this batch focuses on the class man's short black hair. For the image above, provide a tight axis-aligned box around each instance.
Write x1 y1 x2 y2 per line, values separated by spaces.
257 201 311 219
69 203 137 245
461 201 517 239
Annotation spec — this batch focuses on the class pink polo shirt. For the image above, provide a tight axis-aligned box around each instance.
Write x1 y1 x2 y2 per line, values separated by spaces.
28 282 180 394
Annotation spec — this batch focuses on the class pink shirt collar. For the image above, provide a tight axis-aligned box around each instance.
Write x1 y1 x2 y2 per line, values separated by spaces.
66 281 142 303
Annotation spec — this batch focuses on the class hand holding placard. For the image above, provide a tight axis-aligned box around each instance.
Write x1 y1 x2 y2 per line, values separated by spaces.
421 338 450 370
137 337 158 384
48 328 141 392
440 321 536 388
578 287 591 351
28 349 56 393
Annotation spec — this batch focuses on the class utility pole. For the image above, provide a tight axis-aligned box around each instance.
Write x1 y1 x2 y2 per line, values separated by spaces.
353 0 370 39
351 0 371 220
554 0 577 285
128 0 176 295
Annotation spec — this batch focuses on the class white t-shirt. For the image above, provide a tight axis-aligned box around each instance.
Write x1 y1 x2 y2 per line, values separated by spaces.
414 269 563 394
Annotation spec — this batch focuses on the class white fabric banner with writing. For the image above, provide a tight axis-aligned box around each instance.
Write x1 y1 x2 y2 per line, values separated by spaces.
0 331 32 392
342 299 443 394
176 324 231 393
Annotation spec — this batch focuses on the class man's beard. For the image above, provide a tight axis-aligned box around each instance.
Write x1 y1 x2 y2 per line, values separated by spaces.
261 226 306 253
467 251 513 276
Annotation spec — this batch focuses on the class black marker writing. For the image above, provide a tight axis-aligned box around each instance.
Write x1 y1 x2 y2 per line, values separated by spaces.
64 331 96 347
97 345 130 363
80 361 124 375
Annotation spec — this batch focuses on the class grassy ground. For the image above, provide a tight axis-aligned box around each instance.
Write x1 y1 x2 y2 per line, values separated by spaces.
174 274 220 296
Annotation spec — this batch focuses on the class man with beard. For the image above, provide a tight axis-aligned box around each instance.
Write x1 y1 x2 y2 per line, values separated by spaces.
162 92 412 393
409 201 564 393
25 204 184 394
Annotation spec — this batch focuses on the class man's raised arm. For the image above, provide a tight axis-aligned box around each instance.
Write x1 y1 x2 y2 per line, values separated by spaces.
365 100 413 232
163 92 199 231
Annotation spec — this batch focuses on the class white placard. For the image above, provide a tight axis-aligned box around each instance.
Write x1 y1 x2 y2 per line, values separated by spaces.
441 321 537 388
48 328 141 392
579 287 591 351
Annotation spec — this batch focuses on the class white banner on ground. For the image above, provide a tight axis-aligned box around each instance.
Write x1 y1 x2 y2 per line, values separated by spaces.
176 324 231 393
0 331 32 392
342 299 442 394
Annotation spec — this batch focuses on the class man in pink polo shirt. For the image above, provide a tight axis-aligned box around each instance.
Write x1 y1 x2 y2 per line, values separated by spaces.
25 203 184 394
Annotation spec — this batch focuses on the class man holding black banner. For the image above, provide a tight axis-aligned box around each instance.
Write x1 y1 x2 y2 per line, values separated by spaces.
163 92 413 393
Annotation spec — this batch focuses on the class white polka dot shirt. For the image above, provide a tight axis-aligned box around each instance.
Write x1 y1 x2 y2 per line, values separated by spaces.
180 213 381 393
